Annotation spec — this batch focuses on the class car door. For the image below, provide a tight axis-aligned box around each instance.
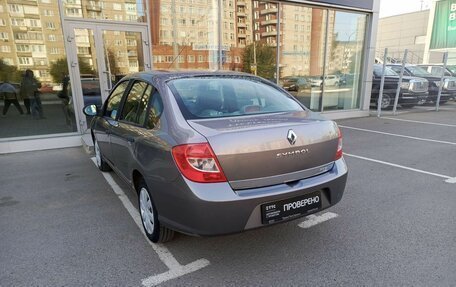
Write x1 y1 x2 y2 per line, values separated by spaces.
109 80 152 180
94 80 130 163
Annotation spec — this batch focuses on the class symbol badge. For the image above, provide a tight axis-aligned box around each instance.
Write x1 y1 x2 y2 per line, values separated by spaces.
287 129 297 145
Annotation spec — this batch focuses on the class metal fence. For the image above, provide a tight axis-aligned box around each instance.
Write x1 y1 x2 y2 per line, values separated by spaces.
374 48 455 117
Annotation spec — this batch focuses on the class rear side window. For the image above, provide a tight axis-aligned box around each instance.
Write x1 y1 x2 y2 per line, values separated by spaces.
120 81 148 124
145 90 163 129
104 81 129 119
168 77 303 119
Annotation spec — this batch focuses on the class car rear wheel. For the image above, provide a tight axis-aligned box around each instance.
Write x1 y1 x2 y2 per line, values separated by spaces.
94 139 111 171
138 180 175 243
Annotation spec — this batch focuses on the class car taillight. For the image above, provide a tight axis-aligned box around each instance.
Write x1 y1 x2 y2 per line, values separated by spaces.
335 127 343 160
172 143 227 183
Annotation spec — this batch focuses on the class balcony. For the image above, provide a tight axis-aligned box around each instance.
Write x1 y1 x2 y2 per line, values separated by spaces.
237 1 246 6
236 11 246 17
260 7 278 15
237 22 246 28
86 4 102 12
261 30 279 37
260 19 280 26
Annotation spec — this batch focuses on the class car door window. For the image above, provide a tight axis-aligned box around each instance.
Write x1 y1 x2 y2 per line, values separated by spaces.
145 90 164 129
119 81 148 124
104 81 129 120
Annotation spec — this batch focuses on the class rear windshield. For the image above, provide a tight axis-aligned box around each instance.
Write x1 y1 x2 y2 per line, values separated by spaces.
168 77 303 119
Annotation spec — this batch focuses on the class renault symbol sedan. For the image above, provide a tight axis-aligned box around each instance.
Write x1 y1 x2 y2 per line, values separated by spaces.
83 71 348 243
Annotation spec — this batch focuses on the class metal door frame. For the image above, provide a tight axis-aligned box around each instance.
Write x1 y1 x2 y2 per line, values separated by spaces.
64 21 150 133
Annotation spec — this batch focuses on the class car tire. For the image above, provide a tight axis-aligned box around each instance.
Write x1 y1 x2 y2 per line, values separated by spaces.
379 94 393 109
138 180 175 243
94 139 111 171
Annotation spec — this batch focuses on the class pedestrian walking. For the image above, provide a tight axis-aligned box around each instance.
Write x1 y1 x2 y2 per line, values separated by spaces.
20 69 44 119
1 81 24 116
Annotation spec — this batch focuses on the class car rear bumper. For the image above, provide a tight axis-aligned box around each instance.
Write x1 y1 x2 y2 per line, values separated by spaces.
150 158 348 236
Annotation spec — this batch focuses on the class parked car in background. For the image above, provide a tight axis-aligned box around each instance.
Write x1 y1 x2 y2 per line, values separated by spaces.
281 76 311 92
310 75 340 87
83 71 348 243
387 64 456 103
417 64 456 78
371 65 429 109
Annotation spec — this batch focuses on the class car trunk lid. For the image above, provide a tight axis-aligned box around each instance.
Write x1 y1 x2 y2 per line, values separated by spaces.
187 111 339 190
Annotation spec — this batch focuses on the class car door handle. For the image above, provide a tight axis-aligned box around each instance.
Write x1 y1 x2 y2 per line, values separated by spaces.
126 136 135 143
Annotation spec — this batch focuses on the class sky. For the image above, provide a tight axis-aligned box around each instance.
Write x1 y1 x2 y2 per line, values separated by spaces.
380 0 433 18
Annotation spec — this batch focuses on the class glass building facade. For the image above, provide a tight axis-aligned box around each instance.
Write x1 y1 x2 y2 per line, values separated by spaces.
0 0 375 153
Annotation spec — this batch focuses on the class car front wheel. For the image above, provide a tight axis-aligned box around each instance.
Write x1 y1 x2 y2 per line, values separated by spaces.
379 94 393 109
138 180 175 243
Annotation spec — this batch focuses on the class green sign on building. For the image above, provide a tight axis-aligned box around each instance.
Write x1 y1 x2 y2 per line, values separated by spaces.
430 0 456 49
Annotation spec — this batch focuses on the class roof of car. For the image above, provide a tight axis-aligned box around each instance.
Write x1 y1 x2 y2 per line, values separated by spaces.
122 70 262 82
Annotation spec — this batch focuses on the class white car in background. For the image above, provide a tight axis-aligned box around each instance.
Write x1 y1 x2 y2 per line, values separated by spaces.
310 75 340 88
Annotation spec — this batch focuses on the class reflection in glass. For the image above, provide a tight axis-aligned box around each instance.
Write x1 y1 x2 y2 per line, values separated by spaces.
279 4 327 111
0 0 77 138
323 11 366 111
102 30 145 87
72 28 101 125
216 1 279 82
150 0 219 70
63 0 147 23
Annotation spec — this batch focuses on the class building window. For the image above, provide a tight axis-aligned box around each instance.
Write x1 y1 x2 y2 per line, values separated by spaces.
50 48 59 54
1 46 11 53
0 32 9 40
8 4 22 13
127 39 137 46
46 22 56 29
48 34 56 41
18 57 33 65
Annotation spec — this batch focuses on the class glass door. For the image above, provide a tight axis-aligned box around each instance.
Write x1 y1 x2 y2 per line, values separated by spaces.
66 23 150 131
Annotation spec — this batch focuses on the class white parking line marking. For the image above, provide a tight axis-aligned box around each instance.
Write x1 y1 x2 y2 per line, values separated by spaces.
339 125 456 146
344 153 456 184
381 117 456 128
90 158 210 286
298 212 338 229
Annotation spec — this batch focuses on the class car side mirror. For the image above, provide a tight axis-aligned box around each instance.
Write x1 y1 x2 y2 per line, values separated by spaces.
83 104 98 116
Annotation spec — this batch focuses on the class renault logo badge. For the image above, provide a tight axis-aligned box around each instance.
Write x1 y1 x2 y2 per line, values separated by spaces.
287 129 297 145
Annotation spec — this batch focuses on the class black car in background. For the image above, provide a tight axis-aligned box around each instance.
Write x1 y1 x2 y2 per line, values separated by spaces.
371 65 429 109
417 64 456 78
281 76 311 92
387 64 456 103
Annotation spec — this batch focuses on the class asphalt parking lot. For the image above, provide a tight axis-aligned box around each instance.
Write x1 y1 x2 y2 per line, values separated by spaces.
1 106 456 286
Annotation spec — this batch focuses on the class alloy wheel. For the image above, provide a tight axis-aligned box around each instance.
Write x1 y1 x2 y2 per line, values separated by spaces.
139 187 155 234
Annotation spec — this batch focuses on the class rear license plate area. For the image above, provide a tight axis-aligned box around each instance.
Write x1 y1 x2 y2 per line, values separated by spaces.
261 191 321 224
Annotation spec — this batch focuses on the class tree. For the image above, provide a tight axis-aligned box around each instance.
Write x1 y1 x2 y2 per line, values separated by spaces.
0 59 22 83
49 58 95 83
106 48 121 75
242 43 276 80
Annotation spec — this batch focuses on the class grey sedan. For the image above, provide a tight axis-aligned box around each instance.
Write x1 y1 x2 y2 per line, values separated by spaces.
83 71 348 243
